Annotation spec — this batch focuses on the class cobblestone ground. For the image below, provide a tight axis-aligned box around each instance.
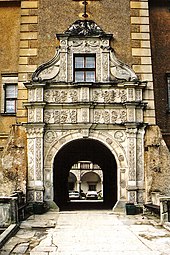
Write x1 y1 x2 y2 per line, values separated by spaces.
0 210 170 255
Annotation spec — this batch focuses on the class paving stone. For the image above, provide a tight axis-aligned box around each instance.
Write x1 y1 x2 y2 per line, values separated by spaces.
12 242 29 254
0 210 170 255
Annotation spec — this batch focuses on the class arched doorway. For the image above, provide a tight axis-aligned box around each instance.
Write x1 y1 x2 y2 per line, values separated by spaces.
68 172 77 190
53 138 117 209
81 172 102 195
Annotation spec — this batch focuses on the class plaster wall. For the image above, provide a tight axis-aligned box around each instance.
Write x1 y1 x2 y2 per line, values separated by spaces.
0 3 20 134
144 125 170 202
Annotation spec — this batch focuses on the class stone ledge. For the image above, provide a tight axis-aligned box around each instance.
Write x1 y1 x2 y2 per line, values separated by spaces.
0 224 19 249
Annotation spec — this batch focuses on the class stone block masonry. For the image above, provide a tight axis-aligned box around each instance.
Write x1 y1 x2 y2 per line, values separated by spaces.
130 0 155 125
17 0 39 122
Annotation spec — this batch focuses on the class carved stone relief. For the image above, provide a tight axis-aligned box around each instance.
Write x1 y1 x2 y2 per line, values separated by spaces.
44 89 78 103
136 89 142 101
44 131 57 143
36 108 42 122
92 89 127 103
128 139 136 181
36 88 43 101
27 139 34 181
129 191 136 203
28 109 35 122
94 109 127 124
82 109 89 122
114 131 126 142
44 109 77 124
102 53 109 81
28 89 35 102
128 88 134 101
35 191 43 202
27 190 34 202
136 138 143 181
35 138 42 180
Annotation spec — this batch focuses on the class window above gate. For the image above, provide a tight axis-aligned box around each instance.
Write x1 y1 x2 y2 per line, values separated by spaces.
74 54 96 82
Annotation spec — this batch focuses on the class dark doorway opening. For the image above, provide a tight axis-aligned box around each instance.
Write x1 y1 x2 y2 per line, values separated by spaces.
53 139 117 210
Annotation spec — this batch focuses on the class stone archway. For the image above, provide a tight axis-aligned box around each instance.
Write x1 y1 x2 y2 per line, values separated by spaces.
53 138 118 209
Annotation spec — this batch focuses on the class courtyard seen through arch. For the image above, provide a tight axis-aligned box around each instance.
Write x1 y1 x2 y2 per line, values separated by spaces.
53 138 117 210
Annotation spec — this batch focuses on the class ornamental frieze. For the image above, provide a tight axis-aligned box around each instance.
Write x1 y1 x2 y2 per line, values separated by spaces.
44 109 77 124
44 88 128 104
94 109 127 124
92 89 127 103
44 89 78 103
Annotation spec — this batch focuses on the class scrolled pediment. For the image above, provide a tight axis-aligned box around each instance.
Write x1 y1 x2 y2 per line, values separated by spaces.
32 49 60 82
31 20 138 83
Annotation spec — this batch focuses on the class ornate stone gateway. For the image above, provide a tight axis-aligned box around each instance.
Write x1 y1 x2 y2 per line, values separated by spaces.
24 20 146 209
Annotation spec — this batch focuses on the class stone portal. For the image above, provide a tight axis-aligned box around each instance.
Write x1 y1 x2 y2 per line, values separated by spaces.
24 20 146 210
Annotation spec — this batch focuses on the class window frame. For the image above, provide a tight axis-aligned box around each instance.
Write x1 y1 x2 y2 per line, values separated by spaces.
73 54 96 82
3 83 17 114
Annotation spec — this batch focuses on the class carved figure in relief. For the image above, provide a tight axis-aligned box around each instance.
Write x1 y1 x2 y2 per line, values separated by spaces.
44 110 52 123
44 90 51 102
120 110 127 122
54 110 60 123
119 90 127 102
45 131 56 143
60 110 68 123
93 90 99 102
103 111 110 123
114 131 125 142
70 110 77 123
94 110 101 123
60 91 68 102
111 110 118 123
102 90 115 103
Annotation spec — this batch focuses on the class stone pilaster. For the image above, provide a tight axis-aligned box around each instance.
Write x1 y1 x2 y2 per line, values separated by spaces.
126 127 138 203
25 124 45 202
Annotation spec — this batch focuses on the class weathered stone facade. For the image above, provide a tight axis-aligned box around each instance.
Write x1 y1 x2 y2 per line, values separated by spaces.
0 0 170 210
